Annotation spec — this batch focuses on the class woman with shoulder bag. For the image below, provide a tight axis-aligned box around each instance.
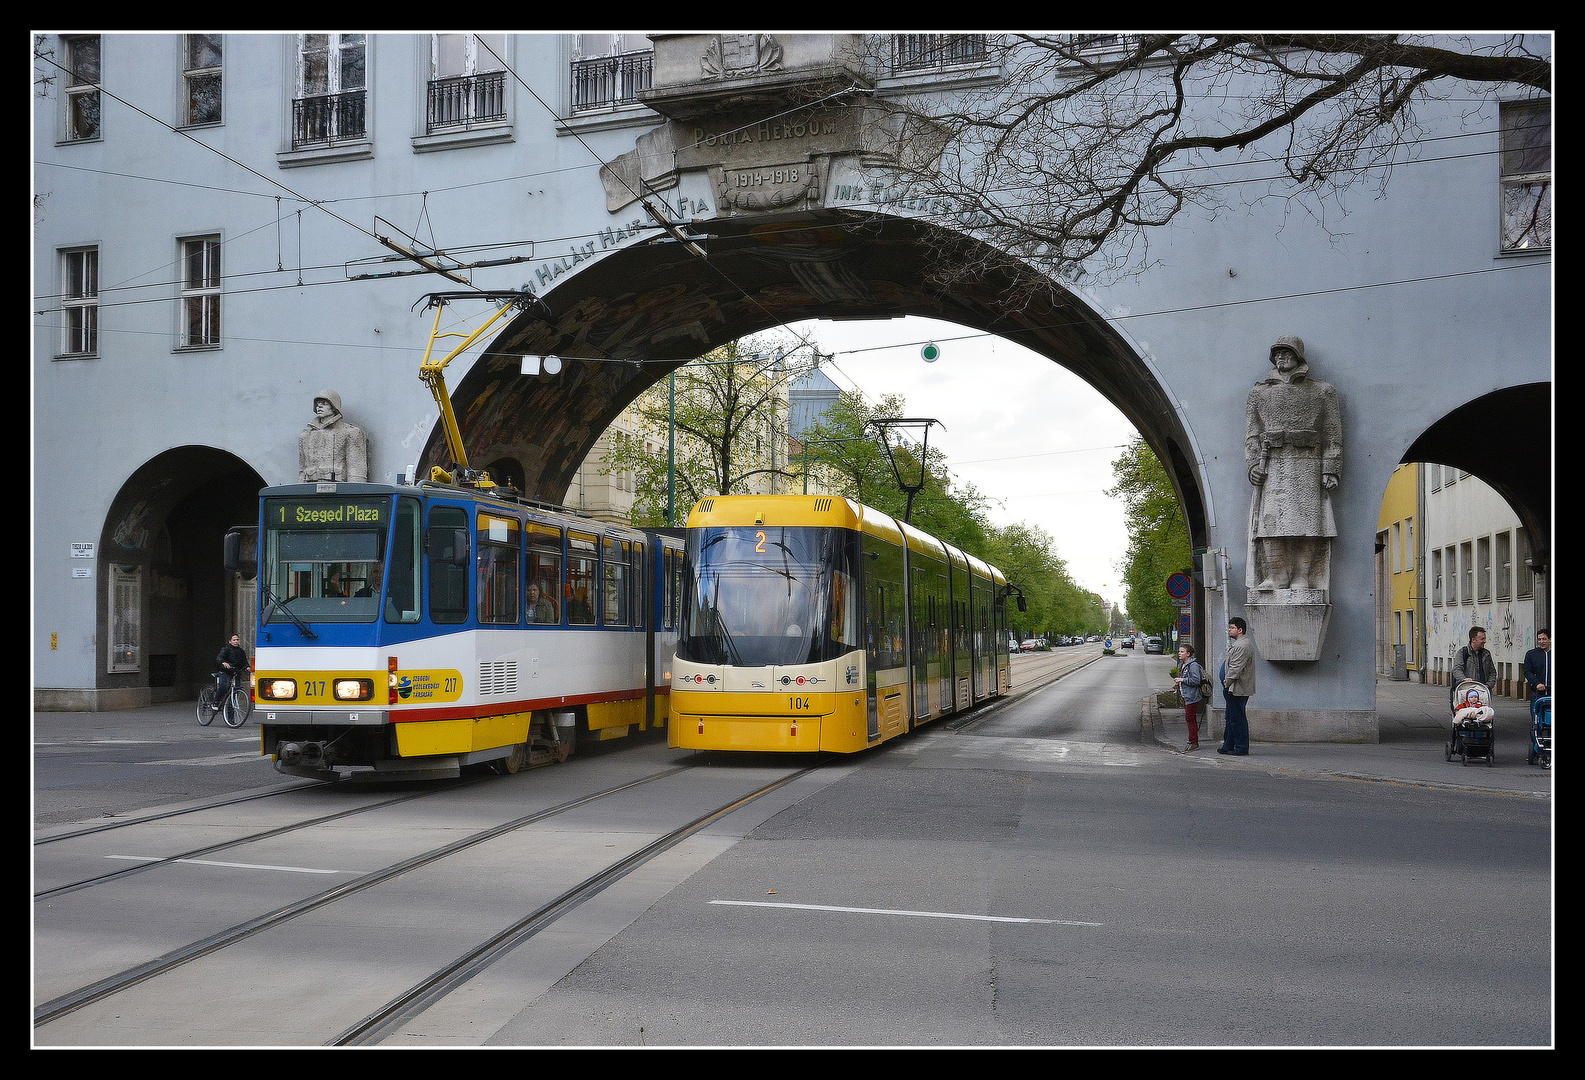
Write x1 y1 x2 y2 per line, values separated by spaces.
1174 643 1207 751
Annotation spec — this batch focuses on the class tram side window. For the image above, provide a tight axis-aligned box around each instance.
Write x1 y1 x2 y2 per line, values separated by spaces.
862 537 905 672
526 524 563 625
632 541 644 628
567 532 598 625
385 498 421 623
603 537 630 627
668 548 683 630
477 512 521 624
428 506 469 624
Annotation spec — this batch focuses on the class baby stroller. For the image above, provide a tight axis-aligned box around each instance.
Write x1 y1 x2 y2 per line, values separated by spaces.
1446 680 1495 767
1528 696 1552 769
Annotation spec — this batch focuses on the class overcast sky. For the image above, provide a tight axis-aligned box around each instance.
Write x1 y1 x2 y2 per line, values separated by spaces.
786 315 1137 613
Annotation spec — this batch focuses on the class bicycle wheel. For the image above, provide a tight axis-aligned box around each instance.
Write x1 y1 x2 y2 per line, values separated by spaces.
224 686 252 727
197 687 217 726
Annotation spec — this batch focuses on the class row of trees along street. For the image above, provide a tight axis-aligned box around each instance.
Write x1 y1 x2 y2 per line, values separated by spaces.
599 332 1112 643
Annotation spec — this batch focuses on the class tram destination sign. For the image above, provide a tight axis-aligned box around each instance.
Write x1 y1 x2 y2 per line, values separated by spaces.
265 497 388 528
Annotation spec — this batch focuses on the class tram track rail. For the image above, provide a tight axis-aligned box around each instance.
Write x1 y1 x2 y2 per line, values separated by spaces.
35 761 738 1031
333 763 820 1046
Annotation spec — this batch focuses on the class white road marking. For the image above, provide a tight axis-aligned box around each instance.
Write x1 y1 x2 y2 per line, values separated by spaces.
710 899 1102 926
105 855 342 874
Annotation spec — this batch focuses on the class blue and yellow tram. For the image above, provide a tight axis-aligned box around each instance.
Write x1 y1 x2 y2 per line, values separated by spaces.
669 495 1012 753
241 481 684 780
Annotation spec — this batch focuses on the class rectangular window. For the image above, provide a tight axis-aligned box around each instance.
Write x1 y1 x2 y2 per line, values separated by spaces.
385 498 421 623
1405 517 1414 571
1431 549 1443 607
428 33 505 133
603 537 630 627
892 34 989 72
1516 528 1534 598
60 247 98 357
1392 522 1403 575
477 512 521 624
567 532 598 625
294 33 366 147
1406 611 1416 665
632 541 645 629
427 506 469 624
1501 99 1551 252
179 236 221 348
1477 536 1492 601
109 565 141 673
64 35 101 141
1460 541 1475 604
527 524 564 624
1495 531 1513 601
1446 546 1460 603
1429 464 1441 491
570 35 652 113
184 34 223 125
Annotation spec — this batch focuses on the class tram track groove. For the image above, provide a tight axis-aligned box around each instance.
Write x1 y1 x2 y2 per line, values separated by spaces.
333 764 820 1046
34 780 334 845
34 786 461 900
33 763 696 1029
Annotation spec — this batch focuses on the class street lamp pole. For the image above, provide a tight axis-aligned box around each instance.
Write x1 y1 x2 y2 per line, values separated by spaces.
667 371 676 526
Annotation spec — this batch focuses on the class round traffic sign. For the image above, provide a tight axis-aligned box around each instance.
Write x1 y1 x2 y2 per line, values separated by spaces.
921 342 940 362
1176 614 1192 632
1166 572 1193 600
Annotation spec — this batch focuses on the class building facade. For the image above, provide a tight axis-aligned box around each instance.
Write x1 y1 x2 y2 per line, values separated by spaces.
1375 464 1423 681
1422 466 1546 698
34 33 1550 736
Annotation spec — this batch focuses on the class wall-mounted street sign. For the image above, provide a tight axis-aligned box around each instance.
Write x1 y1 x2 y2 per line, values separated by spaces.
1166 572 1192 600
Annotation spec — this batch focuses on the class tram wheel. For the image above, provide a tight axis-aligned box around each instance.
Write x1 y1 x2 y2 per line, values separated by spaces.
496 742 527 775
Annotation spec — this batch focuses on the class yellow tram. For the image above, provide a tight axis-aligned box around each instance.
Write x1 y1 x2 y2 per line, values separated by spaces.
669 495 1012 753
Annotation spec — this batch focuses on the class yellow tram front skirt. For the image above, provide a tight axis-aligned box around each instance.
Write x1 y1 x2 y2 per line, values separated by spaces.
670 690 871 753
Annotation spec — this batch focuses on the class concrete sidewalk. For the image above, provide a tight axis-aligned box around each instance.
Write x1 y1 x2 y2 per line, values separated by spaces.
1148 677 1553 798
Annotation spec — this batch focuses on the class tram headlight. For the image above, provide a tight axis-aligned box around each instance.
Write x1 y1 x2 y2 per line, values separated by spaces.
259 679 298 701
333 678 375 701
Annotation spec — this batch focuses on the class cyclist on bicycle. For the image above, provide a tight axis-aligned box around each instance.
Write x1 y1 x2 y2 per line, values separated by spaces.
215 633 249 708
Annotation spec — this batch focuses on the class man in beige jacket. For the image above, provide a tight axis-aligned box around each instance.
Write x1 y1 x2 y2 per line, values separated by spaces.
1218 617 1256 755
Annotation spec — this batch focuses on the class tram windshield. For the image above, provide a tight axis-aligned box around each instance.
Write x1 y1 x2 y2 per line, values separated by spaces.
261 497 388 623
679 526 861 667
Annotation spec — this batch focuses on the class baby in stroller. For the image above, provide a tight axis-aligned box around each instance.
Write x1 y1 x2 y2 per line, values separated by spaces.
1447 679 1496 765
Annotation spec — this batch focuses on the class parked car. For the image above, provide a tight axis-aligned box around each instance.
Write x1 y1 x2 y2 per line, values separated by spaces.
1144 636 1164 654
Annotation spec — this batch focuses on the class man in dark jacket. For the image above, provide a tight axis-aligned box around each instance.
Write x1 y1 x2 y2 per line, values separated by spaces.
1450 626 1496 708
1523 629 1551 701
216 633 249 707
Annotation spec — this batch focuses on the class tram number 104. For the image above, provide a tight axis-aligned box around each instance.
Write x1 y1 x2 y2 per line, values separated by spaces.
789 696 811 710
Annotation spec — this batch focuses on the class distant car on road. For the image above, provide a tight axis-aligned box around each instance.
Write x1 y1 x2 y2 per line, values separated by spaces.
1123 636 1135 649
1144 636 1165 654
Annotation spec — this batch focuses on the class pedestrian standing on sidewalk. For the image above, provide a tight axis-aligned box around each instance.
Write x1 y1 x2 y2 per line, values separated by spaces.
1219 618 1255 755
1173 643 1206 751
1523 629 1551 701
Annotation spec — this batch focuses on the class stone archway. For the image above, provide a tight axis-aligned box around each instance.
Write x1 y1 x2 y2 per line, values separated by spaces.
93 447 265 709
418 211 1216 663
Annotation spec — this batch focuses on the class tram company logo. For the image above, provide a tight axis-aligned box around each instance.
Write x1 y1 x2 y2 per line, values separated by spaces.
397 676 413 700
844 665 858 685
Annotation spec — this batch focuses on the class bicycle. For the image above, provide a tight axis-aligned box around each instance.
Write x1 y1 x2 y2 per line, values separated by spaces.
197 671 253 728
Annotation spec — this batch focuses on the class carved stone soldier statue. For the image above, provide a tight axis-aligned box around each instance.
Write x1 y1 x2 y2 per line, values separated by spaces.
299 390 368 483
1245 336 1341 595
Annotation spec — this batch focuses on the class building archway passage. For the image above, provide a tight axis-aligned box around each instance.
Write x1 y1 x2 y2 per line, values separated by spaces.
427 213 1210 545
83 448 266 711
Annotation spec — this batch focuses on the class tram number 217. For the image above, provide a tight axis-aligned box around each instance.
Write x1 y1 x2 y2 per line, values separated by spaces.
789 696 810 710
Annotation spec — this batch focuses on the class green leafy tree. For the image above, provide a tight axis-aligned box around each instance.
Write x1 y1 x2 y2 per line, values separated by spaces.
1108 436 1192 639
601 335 820 526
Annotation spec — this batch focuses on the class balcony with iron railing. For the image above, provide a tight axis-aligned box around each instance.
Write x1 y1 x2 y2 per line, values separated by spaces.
427 71 507 133
571 50 653 113
891 34 988 73
292 90 366 148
